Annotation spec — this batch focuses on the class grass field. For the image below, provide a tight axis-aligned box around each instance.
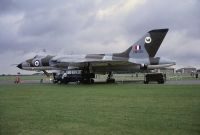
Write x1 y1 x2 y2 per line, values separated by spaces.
0 75 44 81
0 84 200 135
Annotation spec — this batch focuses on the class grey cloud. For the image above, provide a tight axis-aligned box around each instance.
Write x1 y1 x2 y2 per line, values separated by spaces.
124 0 200 38
0 0 12 13
0 0 200 74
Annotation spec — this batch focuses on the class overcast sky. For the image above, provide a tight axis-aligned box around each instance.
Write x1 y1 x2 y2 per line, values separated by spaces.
0 0 200 74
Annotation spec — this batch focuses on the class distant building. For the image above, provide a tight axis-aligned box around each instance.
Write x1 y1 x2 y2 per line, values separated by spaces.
160 68 175 74
176 66 196 74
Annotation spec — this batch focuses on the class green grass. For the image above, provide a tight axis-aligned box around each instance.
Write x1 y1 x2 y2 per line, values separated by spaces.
0 75 44 81
0 84 200 135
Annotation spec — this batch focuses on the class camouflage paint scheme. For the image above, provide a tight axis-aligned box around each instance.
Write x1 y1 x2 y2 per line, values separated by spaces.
17 29 175 74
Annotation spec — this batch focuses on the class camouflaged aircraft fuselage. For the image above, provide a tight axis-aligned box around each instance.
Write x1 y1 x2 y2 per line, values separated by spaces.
17 29 175 74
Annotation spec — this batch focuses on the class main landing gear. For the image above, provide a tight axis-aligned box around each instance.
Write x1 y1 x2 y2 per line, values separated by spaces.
80 64 95 84
81 71 95 84
144 73 166 84
106 71 115 83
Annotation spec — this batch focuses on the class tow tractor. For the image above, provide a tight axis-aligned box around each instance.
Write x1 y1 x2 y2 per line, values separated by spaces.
53 70 95 84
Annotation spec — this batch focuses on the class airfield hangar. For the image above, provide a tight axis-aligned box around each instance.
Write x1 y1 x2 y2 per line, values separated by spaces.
176 66 197 74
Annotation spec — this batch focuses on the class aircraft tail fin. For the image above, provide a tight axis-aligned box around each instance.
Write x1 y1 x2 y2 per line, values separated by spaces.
114 29 168 58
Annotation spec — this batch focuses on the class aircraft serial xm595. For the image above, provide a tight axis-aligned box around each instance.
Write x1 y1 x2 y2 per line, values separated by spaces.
17 29 175 84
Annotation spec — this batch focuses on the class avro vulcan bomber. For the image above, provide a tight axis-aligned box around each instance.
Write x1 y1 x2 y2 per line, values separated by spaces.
17 29 175 84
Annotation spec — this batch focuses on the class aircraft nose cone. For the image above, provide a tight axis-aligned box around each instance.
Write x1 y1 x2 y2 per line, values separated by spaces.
17 63 22 69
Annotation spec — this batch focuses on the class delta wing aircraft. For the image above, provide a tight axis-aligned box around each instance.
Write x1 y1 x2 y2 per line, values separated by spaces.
17 29 175 84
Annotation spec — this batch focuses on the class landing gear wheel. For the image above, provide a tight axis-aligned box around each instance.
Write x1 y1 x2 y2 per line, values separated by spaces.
106 78 115 83
90 79 94 84
106 71 115 83
144 80 149 84
81 78 94 84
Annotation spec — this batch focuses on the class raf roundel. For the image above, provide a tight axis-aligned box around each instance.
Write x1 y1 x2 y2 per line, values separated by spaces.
145 37 151 44
34 60 40 67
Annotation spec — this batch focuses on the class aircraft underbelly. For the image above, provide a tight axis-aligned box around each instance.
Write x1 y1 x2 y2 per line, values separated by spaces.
92 64 141 73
